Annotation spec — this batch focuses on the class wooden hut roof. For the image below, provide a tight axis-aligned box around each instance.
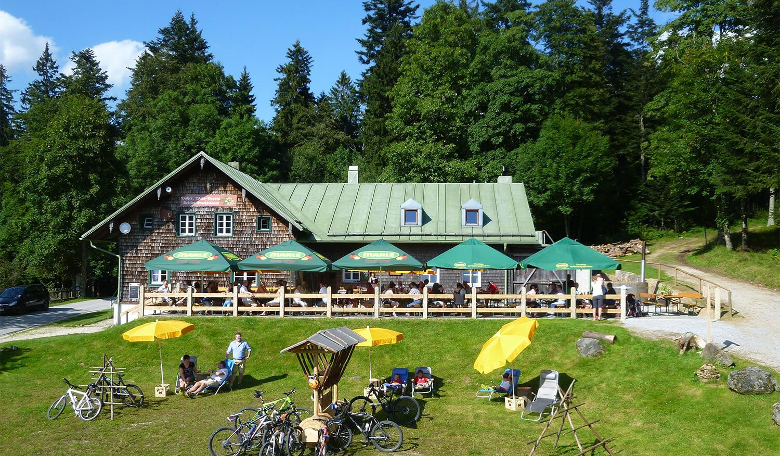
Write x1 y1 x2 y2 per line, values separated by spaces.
280 327 366 354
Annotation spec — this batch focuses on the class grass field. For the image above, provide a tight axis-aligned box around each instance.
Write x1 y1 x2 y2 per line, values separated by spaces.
1 317 778 455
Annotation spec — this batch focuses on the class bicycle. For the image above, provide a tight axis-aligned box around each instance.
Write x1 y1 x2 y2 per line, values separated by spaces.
234 388 311 429
209 405 279 456
325 399 403 453
349 383 421 426
47 378 103 421
258 410 306 456
95 372 144 408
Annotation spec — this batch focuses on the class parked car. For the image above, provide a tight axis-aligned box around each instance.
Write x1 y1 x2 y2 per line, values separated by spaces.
0 284 50 315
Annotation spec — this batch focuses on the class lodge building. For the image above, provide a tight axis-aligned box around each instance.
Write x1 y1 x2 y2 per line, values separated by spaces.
81 152 547 302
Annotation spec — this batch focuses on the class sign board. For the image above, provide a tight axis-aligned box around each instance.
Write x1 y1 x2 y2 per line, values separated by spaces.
180 194 238 207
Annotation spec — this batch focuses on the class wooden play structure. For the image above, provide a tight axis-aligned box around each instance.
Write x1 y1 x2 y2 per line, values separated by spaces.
88 355 127 421
527 379 616 456
280 327 366 444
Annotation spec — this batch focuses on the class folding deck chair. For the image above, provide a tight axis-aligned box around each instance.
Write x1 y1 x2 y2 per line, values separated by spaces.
476 368 521 401
204 359 234 395
411 366 434 397
383 367 409 396
521 369 560 421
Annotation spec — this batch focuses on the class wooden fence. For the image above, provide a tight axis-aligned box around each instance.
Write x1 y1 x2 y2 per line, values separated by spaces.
120 286 635 322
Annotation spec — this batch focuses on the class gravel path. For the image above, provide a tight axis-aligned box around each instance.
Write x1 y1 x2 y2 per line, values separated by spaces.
622 239 780 370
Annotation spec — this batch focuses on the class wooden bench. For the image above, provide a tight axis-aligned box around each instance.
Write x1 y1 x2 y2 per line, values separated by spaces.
678 292 704 314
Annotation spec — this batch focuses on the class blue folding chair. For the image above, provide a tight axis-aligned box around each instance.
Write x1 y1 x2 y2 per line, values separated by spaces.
205 359 234 395
476 368 521 400
383 367 409 396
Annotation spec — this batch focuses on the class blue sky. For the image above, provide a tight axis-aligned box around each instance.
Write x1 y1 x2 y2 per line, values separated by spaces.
1 1 675 123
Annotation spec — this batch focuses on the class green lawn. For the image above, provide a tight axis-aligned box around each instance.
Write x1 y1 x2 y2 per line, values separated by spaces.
1 317 778 455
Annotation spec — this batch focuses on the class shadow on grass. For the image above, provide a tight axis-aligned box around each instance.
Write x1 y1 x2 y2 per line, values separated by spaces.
0 345 31 372
692 225 779 255
242 373 288 388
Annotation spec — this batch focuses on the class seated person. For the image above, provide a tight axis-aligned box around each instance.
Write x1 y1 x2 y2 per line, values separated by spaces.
413 369 431 388
383 373 406 394
157 280 171 303
526 284 539 307
486 280 500 294
178 354 198 393
186 360 228 397
292 284 308 307
453 283 466 307
605 282 617 307
265 280 284 306
430 283 445 307
494 372 512 394
549 284 566 317
382 282 400 308
314 282 328 306
407 282 422 307
223 280 240 307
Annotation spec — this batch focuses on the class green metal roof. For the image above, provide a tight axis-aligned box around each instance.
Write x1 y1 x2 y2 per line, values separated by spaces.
263 183 538 244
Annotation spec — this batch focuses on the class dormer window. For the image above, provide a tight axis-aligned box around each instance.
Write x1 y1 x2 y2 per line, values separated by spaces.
400 198 422 226
462 199 484 227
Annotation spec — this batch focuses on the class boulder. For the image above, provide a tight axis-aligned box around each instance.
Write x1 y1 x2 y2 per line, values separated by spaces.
773 403 780 426
701 343 735 366
696 364 720 382
727 366 780 395
576 338 605 358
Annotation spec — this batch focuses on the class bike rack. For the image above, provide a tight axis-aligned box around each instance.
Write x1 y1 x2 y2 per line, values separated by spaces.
88 354 128 420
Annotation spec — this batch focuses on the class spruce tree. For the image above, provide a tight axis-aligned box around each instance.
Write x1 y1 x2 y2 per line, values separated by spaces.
0 65 15 147
145 10 212 65
328 71 361 141
231 67 256 118
21 43 60 108
271 40 315 149
61 49 114 102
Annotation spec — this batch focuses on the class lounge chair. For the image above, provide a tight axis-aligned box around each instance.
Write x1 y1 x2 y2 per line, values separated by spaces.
521 370 560 421
411 366 434 397
204 359 234 395
476 368 521 401
382 367 409 396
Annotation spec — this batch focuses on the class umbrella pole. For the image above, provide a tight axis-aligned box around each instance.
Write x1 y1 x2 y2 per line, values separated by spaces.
368 346 372 381
158 339 165 386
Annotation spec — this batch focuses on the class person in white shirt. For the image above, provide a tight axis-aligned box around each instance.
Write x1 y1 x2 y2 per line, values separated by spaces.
186 360 229 397
157 280 170 303
592 273 605 321
292 284 307 307
407 282 422 307
315 282 328 306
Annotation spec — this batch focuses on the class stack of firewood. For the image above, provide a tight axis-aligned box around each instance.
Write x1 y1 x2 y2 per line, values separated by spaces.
589 239 649 257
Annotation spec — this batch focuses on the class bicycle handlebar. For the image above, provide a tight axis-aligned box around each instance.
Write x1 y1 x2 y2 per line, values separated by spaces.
253 390 265 399
284 388 296 396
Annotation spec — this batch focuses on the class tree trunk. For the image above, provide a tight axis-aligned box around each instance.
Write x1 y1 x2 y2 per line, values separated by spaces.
769 187 776 227
722 223 733 251
741 200 748 250
639 112 646 181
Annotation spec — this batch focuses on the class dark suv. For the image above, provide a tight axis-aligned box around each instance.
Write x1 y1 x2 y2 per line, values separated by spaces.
0 284 50 315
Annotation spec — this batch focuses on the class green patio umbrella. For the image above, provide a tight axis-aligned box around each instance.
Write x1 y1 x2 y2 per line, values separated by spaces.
332 239 423 271
145 239 240 272
427 238 518 270
519 237 621 270
238 240 331 272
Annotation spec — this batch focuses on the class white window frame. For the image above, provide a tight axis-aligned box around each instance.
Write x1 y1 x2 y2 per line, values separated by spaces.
461 270 482 288
421 268 438 286
403 209 419 226
215 213 233 237
343 270 362 283
461 199 484 227
233 272 258 287
150 270 169 286
400 198 422 226
179 213 196 236
464 209 480 226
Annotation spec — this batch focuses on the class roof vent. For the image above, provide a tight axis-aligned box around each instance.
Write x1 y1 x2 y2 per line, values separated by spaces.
348 165 359 184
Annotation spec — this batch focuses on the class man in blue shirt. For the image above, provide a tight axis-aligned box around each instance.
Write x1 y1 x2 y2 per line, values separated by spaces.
226 332 252 388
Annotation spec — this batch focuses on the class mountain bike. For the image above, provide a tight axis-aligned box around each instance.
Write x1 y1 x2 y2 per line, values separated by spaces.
325 400 403 452
47 378 103 421
349 383 421 425
258 406 306 456
209 405 278 456
95 372 145 408
233 388 311 429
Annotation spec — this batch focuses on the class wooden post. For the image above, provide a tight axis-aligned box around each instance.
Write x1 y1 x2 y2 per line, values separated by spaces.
374 288 380 319
521 286 527 318
570 289 576 319
674 268 678 287
232 285 239 317
657 264 661 281
326 286 332 318
471 287 477 319
705 285 712 343
186 287 193 316
139 285 145 317
714 288 721 321
728 290 733 317
620 286 627 322
422 286 428 319
279 286 286 317
699 278 702 294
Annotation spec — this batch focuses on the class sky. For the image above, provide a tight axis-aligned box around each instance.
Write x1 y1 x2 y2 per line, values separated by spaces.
0 1 676 123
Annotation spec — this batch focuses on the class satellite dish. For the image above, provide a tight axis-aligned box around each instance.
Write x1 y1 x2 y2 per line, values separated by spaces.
119 222 132 234
165 186 172 193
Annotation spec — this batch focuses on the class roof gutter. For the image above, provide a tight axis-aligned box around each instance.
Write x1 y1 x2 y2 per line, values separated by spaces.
326 232 537 237
87 241 121 325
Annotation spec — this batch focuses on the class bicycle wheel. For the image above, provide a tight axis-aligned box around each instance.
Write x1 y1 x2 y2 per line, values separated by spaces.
348 396 376 417
388 396 420 425
286 407 312 424
120 384 145 408
370 420 403 452
284 425 306 456
259 441 276 456
209 426 246 456
326 420 353 452
47 395 67 420
78 397 103 421
233 407 259 429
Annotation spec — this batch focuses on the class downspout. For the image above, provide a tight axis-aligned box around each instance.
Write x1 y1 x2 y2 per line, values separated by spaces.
87 240 121 325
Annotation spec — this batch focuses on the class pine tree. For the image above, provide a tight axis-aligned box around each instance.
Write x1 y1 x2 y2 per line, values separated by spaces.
271 40 315 149
0 65 15 147
145 10 212 65
328 71 361 140
231 67 256 118
61 49 114 102
356 0 419 178
21 43 60 108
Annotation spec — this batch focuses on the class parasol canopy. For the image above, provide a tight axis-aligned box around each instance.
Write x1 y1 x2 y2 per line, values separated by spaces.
519 237 621 271
332 239 423 271
238 240 331 272
122 319 195 386
427 238 518 270
474 317 538 375
144 239 241 272
353 326 404 380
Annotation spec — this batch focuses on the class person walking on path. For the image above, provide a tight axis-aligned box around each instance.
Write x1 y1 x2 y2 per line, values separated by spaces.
591 274 605 321
226 332 252 388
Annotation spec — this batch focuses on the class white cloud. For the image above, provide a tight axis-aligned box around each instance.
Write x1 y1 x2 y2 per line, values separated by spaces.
63 40 145 89
0 10 57 72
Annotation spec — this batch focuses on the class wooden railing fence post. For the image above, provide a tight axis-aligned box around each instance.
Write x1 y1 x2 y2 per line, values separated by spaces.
139 285 145 318
232 286 239 317
714 288 721 321
186 287 193 316
570 289 576 319
279 287 286 317
521 286 527 318
422 286 428 319
326 286 332 318
728 290 733 317
620 286 627 322
374 288 380 319
471 287 477 319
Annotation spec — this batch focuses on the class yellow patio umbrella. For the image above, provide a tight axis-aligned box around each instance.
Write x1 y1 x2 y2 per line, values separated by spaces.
473 317 538 375
122 319 194 386
353 326 404 380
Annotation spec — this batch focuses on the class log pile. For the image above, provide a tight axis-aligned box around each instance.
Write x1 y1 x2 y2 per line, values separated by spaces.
590 239 649 257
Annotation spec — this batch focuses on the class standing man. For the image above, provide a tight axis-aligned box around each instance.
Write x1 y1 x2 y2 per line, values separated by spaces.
226 332 252 388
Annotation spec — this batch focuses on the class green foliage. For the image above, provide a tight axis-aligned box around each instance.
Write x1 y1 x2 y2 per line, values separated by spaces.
61 49 113 102
20 43 60 108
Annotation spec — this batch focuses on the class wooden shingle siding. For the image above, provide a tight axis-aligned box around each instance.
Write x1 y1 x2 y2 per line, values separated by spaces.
117 169 294 301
